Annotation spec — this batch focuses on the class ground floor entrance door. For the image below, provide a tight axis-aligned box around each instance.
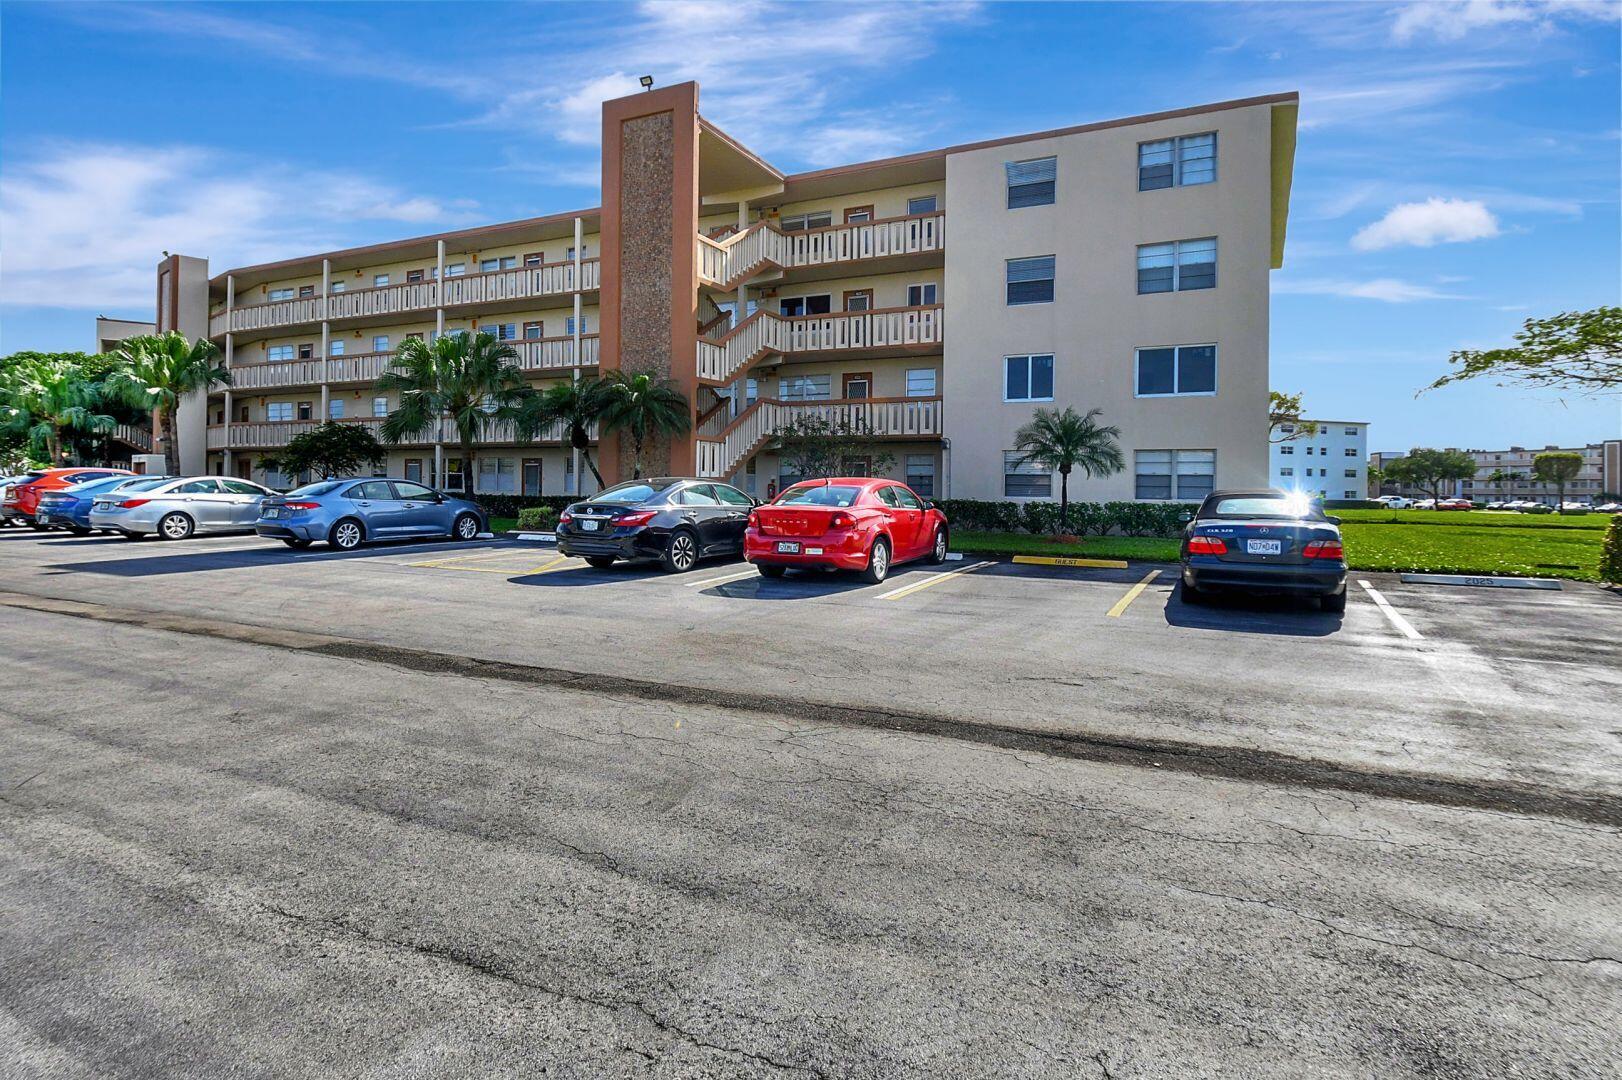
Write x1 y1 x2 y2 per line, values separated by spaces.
522 459 543 496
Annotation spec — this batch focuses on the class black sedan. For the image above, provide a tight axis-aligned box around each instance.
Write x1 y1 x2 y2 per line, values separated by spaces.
1178 489 1348 611
556 477 758 572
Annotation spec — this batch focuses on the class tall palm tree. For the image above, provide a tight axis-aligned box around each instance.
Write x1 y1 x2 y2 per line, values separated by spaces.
515 377 608 491
376 330 529 493
1 356 118 465
595 371 691 479
1011 406 1125 531
107 331 230 475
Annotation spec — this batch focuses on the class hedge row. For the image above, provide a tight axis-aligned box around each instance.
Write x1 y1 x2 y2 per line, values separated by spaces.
516 506 559 531
936 499 1196 538
1602 517 1622 585
470 494 576 517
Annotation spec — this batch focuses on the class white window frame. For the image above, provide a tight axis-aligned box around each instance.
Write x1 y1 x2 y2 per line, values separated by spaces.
328 399 345 419
906 194 938 215
1005 255 1056 306
906 282 938 307
1005 156 1057 209
329 339 345 356
1135 449 1215 501
1003 450 1052 499
779 373 832 402
1133 344 1218 399
372 396 389 417
266 345 294 362
267 288 295 302
780 210 833 232
329 280 345 293
1138 132 1217 190
373 274 390 288
266 402 293 422
1003 354 1055 403
1137 238 1217 293
905 368 937 397
372 335 390 353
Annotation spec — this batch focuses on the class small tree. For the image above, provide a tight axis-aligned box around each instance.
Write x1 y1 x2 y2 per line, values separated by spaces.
774 412 895 482
1268 390 1319 443
1426 306 1620 395
1383 448 1477 508
595 371 690 479
1011 407 1125 532
1532 451 1584 510
517 378 608 491
108 331 230 475
259 421 385 481
1 355 117 464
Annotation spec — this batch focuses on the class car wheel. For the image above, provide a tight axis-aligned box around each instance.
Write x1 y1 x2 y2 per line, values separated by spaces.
585 556 617 569
158 512 195 541
1179 581 1207 604
328 518 365 551
927 526 948 564
68 526 92 537
660 528 698 573
757 564 786 578
452 513 480 541
1320 588 1347 614
282 538 313 549
860 537 891 584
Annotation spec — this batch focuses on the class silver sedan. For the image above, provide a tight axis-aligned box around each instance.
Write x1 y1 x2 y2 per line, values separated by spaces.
89 476 280 540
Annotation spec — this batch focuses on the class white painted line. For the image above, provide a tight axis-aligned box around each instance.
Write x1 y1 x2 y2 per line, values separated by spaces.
683 567 760 588
877 560 995 601
1358 580 1422 640
292 540 500 560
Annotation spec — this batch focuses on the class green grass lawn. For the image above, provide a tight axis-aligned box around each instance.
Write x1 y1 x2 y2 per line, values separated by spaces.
489 516 519 533
1332 509 1611 530
952 531 1181 562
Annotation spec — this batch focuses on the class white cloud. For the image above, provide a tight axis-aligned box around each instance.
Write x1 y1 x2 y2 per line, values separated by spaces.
1272 278 1470 303
0 143 478 310
1351 198 1501 251
1391 1 1618 43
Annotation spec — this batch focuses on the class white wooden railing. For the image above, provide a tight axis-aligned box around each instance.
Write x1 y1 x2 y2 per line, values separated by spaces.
226 335 600 391
695 305 944 384
207 415 590 451
110 424 153 452
694 396 944 479
696 212 944 289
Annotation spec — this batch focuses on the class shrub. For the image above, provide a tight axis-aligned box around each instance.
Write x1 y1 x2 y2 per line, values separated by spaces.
935 498 1192 537
1324 499 1383 510
472 494 575 518
1602 517 1622 585
516 506 558 531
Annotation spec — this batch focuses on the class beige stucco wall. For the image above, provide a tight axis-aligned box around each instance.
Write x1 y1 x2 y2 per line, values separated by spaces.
941 104 1276 502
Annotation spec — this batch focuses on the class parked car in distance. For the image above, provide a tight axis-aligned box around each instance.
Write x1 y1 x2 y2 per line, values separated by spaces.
90 476 279 539
1558 501 1592 513
1436 498 1474 511
3 467 133 528
256 478 485 550
0 474 36 526
35 474 175 535
744 477 948 584
556 477 756 572
1371 495 1411 509
1178 489 1348 612
1595 502 1622 513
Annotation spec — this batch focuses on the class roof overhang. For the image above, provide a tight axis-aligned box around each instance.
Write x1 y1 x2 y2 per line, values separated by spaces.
698 117 784 203
1270 100 1299 270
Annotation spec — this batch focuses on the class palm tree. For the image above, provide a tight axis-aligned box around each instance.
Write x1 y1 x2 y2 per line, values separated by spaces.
108 331 230 475
515 377 608 491
594 371 691 479
1011 406 1125 532
376 331 529 493
1 356 118 465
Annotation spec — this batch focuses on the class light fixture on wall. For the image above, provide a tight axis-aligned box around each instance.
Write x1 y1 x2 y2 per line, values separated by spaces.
639 75 654 91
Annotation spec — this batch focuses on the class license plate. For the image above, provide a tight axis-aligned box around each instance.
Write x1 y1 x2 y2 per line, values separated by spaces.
94 501 111 511
1246 539 1282 555
776 541 801 554
581 519 599 531
263 507 280 518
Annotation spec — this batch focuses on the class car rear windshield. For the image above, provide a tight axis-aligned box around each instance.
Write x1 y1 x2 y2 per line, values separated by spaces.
118 477 175 493
775 484 863 508
1202 494 1327 520
286 481 344 498
588 481 672 504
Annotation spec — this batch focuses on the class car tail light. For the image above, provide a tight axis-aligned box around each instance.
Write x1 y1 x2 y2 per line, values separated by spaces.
1303 539 1344 560
617 510 656 527
746 510 758 528
829 512 854 529
1187 535 1227 555
118 499 151 509
280 501 320 511
559 510 573 524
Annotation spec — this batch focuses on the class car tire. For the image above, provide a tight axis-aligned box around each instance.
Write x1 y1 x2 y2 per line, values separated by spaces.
158 512 195 541
926 525 948 564
585 556 617 569
757 564 785 578
68 526 92 537
1180 581 1207 605
328 518 365 551
1320 588 1347 614
660 528 698 573
860 537 891 584
282 538 313 549
452 513 480 541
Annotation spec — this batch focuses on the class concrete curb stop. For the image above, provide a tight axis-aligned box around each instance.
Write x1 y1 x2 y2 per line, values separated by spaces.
1398 573 1562 591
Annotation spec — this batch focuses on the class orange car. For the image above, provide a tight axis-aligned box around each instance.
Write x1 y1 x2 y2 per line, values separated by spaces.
2 466 133 528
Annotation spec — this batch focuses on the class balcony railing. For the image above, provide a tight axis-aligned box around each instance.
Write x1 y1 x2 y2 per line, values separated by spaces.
207 416 588 451
697 211 944 289
695 395 943 479
225 335 601 391
109 424 153 452
210 258 601 336
695 305 944 385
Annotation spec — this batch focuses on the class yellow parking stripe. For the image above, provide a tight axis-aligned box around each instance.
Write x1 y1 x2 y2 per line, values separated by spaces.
1106 570 1162 617
877 560 995 601
410 553 573 575
407 548 531 569
1012 555 1129 569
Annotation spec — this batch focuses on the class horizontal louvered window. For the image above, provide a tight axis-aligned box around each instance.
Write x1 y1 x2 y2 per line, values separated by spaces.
1139 133 1216 191
1004 451 1052 498
1006 156 1056 208
1138 239 1216 294
1006 255 1055 305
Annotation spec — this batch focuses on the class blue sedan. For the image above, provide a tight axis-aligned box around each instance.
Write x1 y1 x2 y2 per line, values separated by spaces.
34 475 175 535
1179 489 1348 612
255 478 486 550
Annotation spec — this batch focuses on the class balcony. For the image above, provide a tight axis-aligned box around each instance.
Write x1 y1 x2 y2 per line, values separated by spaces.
207 416 583 452
695 305 943 386
210 259 602 337
695 395 943 480
698 212 944 290
224 335 601 392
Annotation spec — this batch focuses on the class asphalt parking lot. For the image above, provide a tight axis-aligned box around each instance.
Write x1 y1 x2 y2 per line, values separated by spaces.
2 526 1619 1076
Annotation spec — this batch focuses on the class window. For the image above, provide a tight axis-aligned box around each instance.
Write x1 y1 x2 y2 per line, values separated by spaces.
1004 354 1054 402
1006 156 1057 208
372 396 389 417
393 481 436 501
565 315 588 335
373 274 390 287
523 321 544 339
297 401 313 420
843 289 873 312
176 479 220 494
298 344 314 359
483 322 517 341
844 206 874 223
1344 490 1357 499
1344 447 1358 457
523 252 544 267
713 484 752 507
222 479 268 496
328 399 345 419
1138 133 1216 190
565 246 578 260
298 285 315 298
780 210 832 232
266 402 293 421
350 481 393 501
267 345 295 362
477 456 516 494
906 369 937 397
1280 445 1294 455
323 339 341 356
779 295 831 317
1135 345 1216 397
1344 426 1359 436
1004 451 1051 498
675 485 720 506
1006 256 1055 305
907 195 938 215
329 280 345 293
480 256 517 272
1280 467 1294 477
1135 449 1215 500
906 454 936 497
1280 424 1295 434
372 335 390 353
268 288 295 301
779 373 832 401
1344 468 1358 478
1138 239 1216 293
406 269 425 284
404 459 423 484
907 282 938 306
445 263 466 277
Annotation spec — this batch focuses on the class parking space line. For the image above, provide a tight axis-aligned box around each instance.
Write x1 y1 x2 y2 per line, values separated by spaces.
877 560 995 601
407 548 533 569
1358 580 1423 640
1105 570 1162 617
684 568 760 588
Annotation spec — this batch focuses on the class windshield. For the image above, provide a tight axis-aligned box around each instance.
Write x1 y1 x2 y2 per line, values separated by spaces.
68 475 136 494
120 477 177 493
775 484 863 508
1203 494 1326 520
588 480 673 504
286 481 344 498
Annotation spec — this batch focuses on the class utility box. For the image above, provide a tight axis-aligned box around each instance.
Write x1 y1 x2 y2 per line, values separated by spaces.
131 454 166 475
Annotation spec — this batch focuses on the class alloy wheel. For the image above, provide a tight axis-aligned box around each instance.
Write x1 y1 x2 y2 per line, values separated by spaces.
870 542 889 579
670 532 696 571
160 513 192 540
456 515 478 540
334 521 362 550
933 530 947 561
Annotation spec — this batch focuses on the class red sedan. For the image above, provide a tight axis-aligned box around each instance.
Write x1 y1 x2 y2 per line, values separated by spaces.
744 477 949 583
3 466 132 528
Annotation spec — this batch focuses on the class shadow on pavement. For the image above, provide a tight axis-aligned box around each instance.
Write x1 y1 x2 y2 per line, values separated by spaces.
1162 582 1344 637
44 536 505 576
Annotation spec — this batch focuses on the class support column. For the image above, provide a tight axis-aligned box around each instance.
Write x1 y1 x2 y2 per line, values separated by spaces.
573 216 584 495
222 330 234 472
157 254 211 474
319 321 331 420
434 239 446 487
738 199 748 232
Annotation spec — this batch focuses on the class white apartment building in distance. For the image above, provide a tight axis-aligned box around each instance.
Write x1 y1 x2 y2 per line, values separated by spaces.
1370 441 1622 504
145 82 1299 501
1271 420 1368 501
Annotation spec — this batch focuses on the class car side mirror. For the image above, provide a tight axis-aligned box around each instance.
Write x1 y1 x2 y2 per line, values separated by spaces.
1327 515 1342 525
920 499 935 510
432 494 446 504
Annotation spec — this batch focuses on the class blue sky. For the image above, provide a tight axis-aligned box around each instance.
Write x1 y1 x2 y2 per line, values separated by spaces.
2 0 1617 451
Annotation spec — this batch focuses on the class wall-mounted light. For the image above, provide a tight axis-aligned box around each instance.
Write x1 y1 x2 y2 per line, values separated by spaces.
639 75 654 91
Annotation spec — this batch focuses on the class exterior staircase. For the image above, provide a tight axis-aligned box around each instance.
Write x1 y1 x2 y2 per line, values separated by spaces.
694 395 944 480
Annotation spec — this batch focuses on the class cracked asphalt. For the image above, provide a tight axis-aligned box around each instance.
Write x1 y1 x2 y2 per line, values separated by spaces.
1 529 1619 1077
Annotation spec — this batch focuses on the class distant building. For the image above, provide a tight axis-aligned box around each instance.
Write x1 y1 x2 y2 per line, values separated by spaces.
95 316 156 354
1270 419 1367 500
1370 442 1622 504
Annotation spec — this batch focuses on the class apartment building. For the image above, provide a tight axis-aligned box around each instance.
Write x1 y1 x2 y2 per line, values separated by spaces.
1370 441 1622 504
1270 419 1368 500
151 82 1298 500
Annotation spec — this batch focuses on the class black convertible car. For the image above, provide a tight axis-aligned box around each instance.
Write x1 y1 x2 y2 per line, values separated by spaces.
1178 489 1348 611
556 477 758 572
